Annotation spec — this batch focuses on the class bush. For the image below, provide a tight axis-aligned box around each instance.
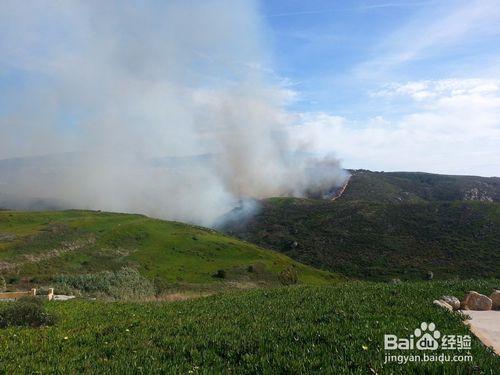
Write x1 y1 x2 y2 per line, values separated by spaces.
153 277 170 296
54 267 155 300
0 297 56 328
0 276 5 292
108 267 155 300
279 266 298 286
213 269 226 279
55 271 114 293
35 287 53 296
247 262 266 274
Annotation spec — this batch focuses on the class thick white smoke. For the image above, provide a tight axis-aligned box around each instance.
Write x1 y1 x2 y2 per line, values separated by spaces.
0 0 347 226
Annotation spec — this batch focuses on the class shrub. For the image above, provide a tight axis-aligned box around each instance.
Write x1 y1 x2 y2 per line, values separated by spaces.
108 267 155 300
35 287 52 296
213 269 226 279
153 277 170 296
247 263 266 274
0 297 56 328
55 270 114 293
0 276 6 292
54 267 154 300
53 283 81 297
279 266 298 286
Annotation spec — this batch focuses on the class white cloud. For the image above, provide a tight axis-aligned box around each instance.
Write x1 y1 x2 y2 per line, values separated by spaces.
291 79 500 176
370 79 500 121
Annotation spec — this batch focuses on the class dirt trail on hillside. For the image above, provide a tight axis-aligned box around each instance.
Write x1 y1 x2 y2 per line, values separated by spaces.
331 176 351 201
465 311 500 355
0 236 96 271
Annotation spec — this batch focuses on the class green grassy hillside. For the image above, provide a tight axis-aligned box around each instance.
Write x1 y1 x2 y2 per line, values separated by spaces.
0 210 339 293
340 170 500 203
1 280 498 373
222 198 500 281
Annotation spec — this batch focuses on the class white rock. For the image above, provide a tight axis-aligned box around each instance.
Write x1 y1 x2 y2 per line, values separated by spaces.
441 295 460 310
433 299 453 311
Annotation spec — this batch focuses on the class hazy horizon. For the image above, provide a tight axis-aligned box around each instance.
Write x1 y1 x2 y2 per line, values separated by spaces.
1 0 499 223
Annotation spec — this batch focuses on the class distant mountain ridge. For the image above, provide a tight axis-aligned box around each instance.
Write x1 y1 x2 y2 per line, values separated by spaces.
339 169 500 203
220 170 500 281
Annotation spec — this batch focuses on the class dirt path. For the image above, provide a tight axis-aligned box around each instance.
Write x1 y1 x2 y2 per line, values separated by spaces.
464 310 500 355
331 176 351 202
0 236 96 271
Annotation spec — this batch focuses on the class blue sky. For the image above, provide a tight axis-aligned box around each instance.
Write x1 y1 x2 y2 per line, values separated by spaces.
260 0 500 114
262 0 423 115
258 0 500 175
1 0 500 176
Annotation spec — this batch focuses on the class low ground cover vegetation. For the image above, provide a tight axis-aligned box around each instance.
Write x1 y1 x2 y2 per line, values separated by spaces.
0 280 498 373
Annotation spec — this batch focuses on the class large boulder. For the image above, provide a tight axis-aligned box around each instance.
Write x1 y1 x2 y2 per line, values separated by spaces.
490 290 500 310
441 295 460 310
433 299 453 311
461 291 492 311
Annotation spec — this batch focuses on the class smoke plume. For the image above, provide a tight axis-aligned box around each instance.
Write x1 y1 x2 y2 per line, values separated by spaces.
0 0 347 226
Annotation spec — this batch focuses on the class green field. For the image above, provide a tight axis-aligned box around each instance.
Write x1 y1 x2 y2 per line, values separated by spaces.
1 280 499 373
1 210 499 373
0 210 339 294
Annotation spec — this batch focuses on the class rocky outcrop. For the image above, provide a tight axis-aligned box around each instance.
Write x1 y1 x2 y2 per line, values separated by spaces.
461 291 492 311
463 187 494 202
490 290 500 310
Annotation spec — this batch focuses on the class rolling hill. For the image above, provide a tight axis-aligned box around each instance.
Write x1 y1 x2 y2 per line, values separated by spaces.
221 171 500 281
0 210 340 295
